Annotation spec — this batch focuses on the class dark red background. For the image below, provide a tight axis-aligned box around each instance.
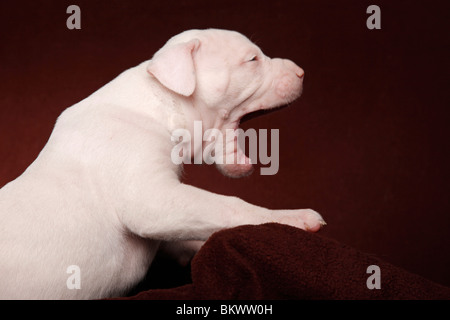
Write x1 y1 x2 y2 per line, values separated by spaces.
1 0 449 288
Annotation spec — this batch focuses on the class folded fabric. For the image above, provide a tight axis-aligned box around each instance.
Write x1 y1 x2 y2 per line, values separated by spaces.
117 223 450 300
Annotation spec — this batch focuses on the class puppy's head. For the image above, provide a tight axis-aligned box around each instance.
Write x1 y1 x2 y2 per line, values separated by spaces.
147 29 304 177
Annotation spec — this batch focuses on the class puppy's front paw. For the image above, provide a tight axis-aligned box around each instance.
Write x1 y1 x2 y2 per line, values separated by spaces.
277 209 326 232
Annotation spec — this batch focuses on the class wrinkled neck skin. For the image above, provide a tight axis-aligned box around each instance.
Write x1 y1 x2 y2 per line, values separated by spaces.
179 87 257 165
178 65 271 164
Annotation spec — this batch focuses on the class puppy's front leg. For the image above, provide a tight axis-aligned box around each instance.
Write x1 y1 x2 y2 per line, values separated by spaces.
122 182 325 242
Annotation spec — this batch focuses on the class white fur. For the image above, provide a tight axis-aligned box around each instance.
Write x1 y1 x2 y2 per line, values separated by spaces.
0 29 324 299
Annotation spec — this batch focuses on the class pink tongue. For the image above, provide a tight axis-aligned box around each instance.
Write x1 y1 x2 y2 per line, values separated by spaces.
216 138 253 178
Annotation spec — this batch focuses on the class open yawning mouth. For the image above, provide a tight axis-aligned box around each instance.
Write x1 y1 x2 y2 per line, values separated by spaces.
171 95 302 178
215 103 292 178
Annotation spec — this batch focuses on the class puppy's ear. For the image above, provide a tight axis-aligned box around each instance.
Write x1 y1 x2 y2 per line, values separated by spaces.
147 39 200 97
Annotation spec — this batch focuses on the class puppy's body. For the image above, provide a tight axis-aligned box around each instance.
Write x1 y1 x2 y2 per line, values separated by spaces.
0 62 167 299
0 29 324 299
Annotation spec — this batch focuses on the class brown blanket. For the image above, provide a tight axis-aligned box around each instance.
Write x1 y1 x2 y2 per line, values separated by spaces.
118 223 450 300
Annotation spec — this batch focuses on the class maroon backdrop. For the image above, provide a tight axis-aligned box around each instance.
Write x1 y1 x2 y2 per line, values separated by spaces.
1 0 449 288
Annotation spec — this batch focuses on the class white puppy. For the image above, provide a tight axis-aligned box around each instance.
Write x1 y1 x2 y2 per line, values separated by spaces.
0 29 325 299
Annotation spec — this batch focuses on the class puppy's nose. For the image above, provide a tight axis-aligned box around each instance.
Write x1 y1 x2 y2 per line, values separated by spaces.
296 67 305 79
